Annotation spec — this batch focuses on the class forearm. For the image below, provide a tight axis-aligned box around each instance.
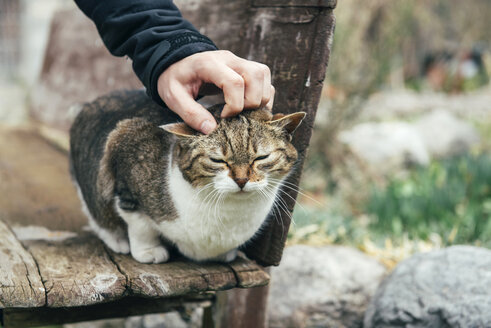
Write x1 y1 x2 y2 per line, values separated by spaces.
74 0 217 104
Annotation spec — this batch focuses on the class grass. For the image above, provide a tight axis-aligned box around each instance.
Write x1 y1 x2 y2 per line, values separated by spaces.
366 154 491 247
290 153 491 266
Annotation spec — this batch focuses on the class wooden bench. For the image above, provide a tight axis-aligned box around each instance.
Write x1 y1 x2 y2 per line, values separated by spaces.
0 0 336 327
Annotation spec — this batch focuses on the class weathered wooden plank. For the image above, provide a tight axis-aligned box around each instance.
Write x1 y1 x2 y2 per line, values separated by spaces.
0 220 45 308
252 0 337 8
227 257 270 288
2 294 213 327
0 127 86 232
240 8 336 266
111 253 239 298
23 233 127 307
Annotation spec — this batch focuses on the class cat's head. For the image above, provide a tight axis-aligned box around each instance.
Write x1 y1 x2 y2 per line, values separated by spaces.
162 105 305 196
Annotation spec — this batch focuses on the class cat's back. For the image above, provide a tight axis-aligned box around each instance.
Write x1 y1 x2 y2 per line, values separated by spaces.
70 90 177 146
69 90 179 221
70 90 178 163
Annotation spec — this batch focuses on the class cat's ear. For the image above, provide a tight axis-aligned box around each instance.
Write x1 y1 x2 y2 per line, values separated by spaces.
269 112 306 135
160 123 199 138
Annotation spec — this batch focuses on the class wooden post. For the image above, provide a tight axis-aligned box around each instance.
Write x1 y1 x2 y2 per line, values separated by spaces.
212 285 270 328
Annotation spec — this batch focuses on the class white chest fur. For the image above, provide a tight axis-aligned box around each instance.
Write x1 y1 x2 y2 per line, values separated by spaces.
161 165 277 261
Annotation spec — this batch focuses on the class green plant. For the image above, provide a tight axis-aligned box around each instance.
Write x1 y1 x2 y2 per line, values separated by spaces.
366 154 491 246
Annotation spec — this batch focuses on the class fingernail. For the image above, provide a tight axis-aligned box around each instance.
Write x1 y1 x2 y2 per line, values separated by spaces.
200 120 215 134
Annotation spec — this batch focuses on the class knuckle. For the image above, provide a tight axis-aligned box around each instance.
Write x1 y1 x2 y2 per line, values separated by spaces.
247 98 262 108
229 76 245 89
162 88 175 103
193 58 208 72
220 49 233 57
252 67 265 80
261 64 271 76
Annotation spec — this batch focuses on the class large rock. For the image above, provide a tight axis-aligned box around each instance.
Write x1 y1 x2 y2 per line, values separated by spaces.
268 245 387 328
338 122 430 173
415 109 480 158
360 89 491 122
364 246 491 328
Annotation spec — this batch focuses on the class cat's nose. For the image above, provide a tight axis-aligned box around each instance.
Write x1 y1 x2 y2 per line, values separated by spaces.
234 177 249 189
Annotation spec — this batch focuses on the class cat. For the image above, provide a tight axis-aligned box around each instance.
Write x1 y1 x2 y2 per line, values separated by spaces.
69 90 305 264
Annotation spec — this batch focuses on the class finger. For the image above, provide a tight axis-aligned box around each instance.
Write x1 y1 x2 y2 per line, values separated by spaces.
226 57 271 109
261 64 272 107
164 84 217 134
265 85 275 111
196 63 245 117
242 64 265 109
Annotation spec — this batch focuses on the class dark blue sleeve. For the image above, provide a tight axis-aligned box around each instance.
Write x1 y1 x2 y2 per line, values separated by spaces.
74 0 218 106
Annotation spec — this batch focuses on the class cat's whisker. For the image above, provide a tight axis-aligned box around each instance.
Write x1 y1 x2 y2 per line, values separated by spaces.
186 183 215 218
270 199 287 239
264 186 295 227
215 193 227 233
262 186 290 221
268 178 323 207
273 187 308 214
200 188 220 239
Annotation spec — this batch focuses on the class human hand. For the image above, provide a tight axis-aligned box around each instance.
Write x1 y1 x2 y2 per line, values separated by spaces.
157 50 275 134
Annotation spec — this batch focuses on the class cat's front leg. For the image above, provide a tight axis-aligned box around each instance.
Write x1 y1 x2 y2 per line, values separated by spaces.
116 205 169 264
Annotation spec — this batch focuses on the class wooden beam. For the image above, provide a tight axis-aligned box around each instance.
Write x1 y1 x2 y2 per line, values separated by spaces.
252 0 337 8
2 295 213 328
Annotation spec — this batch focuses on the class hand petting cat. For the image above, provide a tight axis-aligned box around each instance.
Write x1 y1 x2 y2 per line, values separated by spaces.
158 50 275 135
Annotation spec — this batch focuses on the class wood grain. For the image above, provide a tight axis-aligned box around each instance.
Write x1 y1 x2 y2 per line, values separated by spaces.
23 233 127 307
0 220 45 308
111 253 238 298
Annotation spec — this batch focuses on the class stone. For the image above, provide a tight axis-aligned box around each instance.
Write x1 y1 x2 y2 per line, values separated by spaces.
65 318 125 328
124 310 203 328
415 109 480 158
360 89 491 122
364 246 491 328
338 122 430 173
268 245 387 328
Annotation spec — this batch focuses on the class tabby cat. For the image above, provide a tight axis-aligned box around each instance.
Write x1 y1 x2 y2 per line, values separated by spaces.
70 90 305 263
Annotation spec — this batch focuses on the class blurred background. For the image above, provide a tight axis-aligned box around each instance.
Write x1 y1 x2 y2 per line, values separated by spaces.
1 1 490 327
291 0 491 267
1 0 490 268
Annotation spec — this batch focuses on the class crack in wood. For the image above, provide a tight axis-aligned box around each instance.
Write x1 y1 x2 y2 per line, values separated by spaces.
105 246 131 297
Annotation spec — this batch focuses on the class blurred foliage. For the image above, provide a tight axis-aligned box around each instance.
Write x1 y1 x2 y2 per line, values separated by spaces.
366 154 491 247
293 0 491 266
327 0 491 98
292 154 491 266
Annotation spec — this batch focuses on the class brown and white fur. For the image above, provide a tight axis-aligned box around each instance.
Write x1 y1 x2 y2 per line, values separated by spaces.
70 90 304 263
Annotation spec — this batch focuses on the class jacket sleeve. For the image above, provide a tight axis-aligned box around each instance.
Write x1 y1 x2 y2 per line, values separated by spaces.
74 0 218 105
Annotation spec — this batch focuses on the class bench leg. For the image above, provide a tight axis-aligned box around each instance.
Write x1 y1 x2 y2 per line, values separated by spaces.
203 284 270 328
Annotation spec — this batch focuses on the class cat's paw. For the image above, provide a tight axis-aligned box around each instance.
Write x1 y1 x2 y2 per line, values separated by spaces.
99 230 130 254
107 237 130 254
132 245 170 264
213 249 238 263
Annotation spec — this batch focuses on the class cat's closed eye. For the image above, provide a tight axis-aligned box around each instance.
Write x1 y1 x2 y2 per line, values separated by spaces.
254 154 270 161
210 157 227 164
